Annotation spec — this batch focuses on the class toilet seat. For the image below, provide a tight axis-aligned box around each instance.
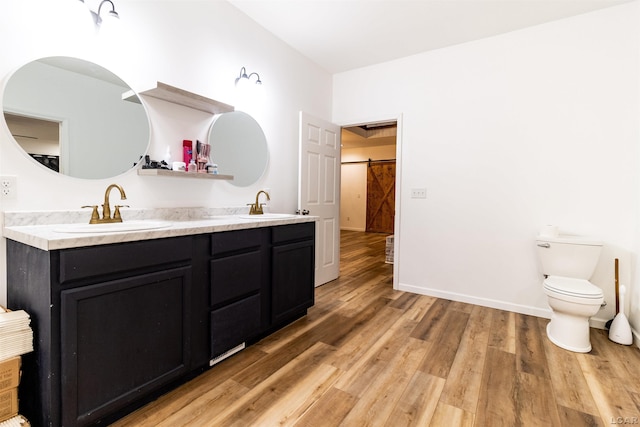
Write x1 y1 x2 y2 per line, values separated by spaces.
543 276 603 300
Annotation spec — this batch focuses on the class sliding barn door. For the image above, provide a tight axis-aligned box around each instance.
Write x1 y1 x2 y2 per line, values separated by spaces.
366 161 395 234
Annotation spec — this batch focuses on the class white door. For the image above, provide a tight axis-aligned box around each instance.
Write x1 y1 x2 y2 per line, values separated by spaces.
299 111 341 286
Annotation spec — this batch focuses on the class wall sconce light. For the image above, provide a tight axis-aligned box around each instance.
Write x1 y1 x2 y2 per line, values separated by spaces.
235 67 262 87
78 0 120 26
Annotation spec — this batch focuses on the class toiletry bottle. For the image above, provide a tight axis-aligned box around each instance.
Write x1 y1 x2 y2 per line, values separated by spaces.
212 164 218 175
163 146 172 165
188 159 197 172
183 140 193 165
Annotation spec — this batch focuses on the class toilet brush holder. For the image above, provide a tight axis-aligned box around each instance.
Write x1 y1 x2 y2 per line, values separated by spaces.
609 285 632 345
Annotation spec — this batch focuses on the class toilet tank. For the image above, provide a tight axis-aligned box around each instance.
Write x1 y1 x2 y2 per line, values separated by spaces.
536 235 603 279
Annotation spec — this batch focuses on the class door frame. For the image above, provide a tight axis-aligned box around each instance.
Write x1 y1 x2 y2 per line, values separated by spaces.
3 108 69 173
337 113 403 290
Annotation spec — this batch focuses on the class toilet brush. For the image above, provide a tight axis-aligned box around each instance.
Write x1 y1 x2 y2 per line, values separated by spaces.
608 285 633 345
605 258 619 330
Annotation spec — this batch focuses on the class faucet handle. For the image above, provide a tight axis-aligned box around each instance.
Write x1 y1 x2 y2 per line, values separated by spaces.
81 205 100 224
113 205 129 221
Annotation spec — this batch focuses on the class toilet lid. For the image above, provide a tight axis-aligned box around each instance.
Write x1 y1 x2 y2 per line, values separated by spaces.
544 276 603 299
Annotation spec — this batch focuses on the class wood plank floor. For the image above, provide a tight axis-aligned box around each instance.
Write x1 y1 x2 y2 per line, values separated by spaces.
112 230 640 426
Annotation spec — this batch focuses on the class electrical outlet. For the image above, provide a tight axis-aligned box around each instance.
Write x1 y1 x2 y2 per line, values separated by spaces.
411 188 426 199
0 176 17 199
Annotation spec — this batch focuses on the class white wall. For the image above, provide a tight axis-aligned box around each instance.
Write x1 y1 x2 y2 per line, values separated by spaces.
0 0 333 305
341 144 396 231
333 3 640 338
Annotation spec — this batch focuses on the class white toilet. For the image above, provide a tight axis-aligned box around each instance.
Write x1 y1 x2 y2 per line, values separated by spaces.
536 234 604 353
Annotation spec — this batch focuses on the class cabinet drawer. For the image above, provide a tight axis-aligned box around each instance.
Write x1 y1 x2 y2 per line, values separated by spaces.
59 237 192 284
210 294 261 358
211 228 262 256
271 222 314 244
210 251 262 306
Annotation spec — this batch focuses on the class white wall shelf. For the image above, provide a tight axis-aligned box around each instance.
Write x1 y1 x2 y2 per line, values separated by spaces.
138 169 233 180
125 82 236 181
124 82 234 115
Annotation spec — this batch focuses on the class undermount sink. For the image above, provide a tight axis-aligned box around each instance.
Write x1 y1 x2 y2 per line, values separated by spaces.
238 213 298 220
53 220 172 234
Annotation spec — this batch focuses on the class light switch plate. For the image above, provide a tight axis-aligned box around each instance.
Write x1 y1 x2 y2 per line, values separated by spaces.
411 188 426 199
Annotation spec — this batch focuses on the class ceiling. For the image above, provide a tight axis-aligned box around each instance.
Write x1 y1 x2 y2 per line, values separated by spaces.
342 124 397 149
227 0 632 73
226 0 631 149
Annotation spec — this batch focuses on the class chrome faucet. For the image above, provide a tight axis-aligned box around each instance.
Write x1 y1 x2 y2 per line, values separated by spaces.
83 183 128 224
248 190 270 215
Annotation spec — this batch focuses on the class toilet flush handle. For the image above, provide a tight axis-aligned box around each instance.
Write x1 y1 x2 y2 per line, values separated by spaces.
537 243 551 248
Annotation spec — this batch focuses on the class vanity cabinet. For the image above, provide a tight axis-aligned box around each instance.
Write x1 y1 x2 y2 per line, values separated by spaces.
5 221 315 427
7 237 194 427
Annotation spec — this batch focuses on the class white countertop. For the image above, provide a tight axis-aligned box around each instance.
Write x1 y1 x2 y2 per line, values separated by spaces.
3 212 317 251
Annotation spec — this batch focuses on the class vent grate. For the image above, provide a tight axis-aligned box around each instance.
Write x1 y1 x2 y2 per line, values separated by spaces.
209 342 246 367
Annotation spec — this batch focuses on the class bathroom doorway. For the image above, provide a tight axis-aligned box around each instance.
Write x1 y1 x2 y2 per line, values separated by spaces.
340 121 397 235
339 120 399 288
4 113 61 172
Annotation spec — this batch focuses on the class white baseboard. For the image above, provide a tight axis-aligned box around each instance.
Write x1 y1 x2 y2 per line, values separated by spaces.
340 226 366 232
398 282 639 347
398 282 552 319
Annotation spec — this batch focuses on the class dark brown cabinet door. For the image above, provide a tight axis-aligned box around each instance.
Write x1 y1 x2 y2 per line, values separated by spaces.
271 239 314 325
60 267 191 427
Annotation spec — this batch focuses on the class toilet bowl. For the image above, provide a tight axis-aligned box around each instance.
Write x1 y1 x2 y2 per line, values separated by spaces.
536 233 603 353
543 276 603 352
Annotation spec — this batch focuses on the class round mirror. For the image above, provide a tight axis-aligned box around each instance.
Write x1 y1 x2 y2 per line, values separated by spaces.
2 56 150 179
207 111 268 187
